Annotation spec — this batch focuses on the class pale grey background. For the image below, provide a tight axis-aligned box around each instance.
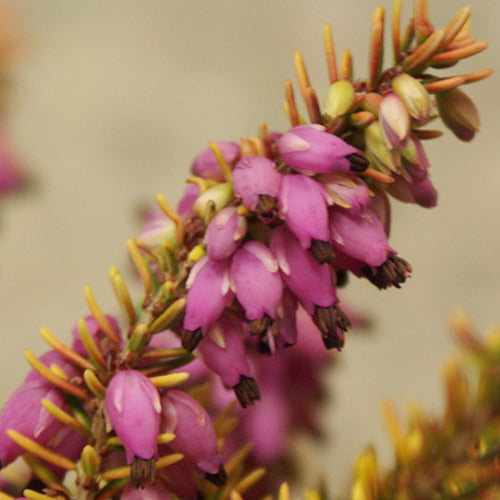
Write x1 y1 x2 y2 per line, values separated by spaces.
0 0 498 494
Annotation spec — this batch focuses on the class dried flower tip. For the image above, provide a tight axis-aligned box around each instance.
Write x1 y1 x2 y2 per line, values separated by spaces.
130 457 155 489
234 375 260 408
181 328 203 351
324 80 355 120
314 304 350 350
364 253 412 289
247 315 272 335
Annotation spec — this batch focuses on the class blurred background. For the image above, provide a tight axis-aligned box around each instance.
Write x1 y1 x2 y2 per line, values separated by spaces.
0 0 498 494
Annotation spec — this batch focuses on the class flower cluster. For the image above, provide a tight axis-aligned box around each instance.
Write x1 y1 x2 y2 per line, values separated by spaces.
0 1 491 499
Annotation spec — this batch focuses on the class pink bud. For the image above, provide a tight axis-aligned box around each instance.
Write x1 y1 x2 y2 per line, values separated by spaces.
279 174 330 249
277 124 366 174
330 207 394 267
232 155 282 211
388 174 438 208
197 313 252 388
318 173 371 215
230 241 283 321
270 227 336 315
183 257 233 334
160 390 221 475
379 93 410 149
191 141 240 182
205 207 247 260
105 370 161 464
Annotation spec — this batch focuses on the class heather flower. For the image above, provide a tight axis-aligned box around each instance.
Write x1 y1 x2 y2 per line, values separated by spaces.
378 93 410 149
0 380 66 467
191 140 240 182
279 174 331 254
318 173 371 215
230 241 283 324
196 313 259 407
388 174 438 208
205 206 247 260
183 256 233 350
232 155 282 220
160 390 225 484
330 207 393 268
104 370 161 487
277 124 367 175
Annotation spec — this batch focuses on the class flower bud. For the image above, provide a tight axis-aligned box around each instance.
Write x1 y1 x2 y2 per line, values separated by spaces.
205 207 247 260
330 207 394 267
388 175 438 208
191 141 240 182
230 241 283 321
379 93 410 149
391 73 432 125
137 218 177 250
364 122 401 173
324 80 355 119
232 155 282 214
279 174 331 249
318 173 371 215
193 182 233 217
160 390 222 477
436 87 479 142
183 257 233 336
104 370 161 465
277 124 366 175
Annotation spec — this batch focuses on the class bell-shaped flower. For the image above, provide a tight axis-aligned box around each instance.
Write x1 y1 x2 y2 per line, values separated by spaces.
279 174 331 250
277 124 367 175
270 227 336 315
183 257 233 349
230 241 283 321
121 481 172 500
71 314 122 357
436 87 480 142
0 380 66 467
191 140 240 182
330 207 394 268
388 174 438 208
104 370 161 467
197 314 258 408
318 172 371 215
205 206 247 261
232 155 282 219
160 390 223 480
379 93 410 149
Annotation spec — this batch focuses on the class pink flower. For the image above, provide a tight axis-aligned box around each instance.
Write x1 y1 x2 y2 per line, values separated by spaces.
205 207 247 260
279 174 331 250
160 390 224 481
104 370 161 467
191 141 240 182
177 183 200 220
277 124 367 175
0 380 66 467
318 172 371 215
330 207 393 268
230 241 283 321
232 155 282 219
183 257 233 350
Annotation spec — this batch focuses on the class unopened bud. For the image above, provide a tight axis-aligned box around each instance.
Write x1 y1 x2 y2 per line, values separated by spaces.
436 87 479 142
379 94 410 149
364 122 401 173
324 80 355 120
391 73 432 125
81 445 100 477
193 182 233 217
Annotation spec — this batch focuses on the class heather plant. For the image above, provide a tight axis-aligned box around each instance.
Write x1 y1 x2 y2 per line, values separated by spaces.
0 1 494 499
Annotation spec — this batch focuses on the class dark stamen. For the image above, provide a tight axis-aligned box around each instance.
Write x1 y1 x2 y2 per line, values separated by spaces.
247 315 272 335
347 152 369 172
181 328 203 351
233 375 261 408
314 304 351 350
256 194 279 223
363 253 412 289
205 464 228 486
311 239 336 264
335 268 349 287
131 457 156 488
